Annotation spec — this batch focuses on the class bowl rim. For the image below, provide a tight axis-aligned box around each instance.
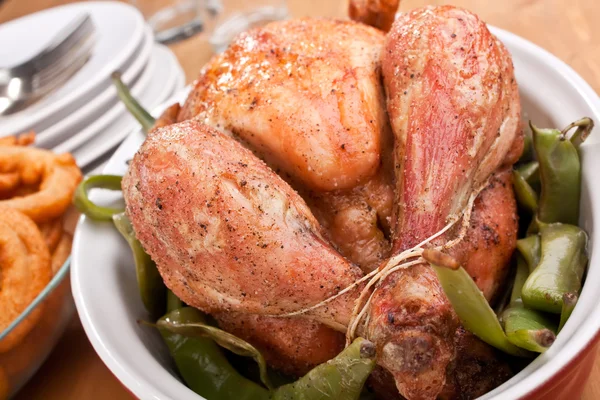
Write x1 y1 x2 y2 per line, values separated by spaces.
482 26 600 399
71 25 600 400
0 257 71 341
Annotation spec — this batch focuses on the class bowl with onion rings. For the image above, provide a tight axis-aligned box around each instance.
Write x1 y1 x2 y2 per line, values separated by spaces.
0 134 82 399
0 255 72 399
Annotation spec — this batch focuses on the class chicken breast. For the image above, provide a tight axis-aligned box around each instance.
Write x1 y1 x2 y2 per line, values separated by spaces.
178 18 388 192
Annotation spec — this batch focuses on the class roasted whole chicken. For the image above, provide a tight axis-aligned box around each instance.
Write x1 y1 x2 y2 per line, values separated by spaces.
123 3 523 399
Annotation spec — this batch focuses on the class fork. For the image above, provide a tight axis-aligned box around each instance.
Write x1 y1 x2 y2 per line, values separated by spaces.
0 13 96 116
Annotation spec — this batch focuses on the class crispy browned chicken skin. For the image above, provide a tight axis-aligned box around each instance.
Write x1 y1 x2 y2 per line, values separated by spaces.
179 18 388 193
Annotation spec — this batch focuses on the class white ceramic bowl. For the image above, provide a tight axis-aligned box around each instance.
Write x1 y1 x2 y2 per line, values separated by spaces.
71 27 600 400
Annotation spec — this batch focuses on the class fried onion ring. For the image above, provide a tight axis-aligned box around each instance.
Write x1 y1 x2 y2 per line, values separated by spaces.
0 173 19 196
0 131 35 147
0 147 82 223
51 232 72 274
38 218 63 254
0 207 51 353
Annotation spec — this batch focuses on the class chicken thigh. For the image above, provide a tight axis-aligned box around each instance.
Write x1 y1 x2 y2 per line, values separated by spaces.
123 120 362 331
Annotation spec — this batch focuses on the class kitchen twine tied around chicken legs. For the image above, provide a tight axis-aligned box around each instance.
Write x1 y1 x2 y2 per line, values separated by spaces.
277 177 493 346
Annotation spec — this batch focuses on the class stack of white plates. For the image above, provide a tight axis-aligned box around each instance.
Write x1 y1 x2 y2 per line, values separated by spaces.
0 2 185 172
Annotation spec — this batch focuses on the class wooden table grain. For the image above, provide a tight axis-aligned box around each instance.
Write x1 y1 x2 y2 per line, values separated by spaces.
1 0 599 398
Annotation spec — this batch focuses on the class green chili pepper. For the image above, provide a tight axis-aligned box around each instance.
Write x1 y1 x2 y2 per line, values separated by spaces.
521 223 588 314
562 117 594 151
519 124 534 163
516 235 541 273
517 161 540 187
73 175 124 221
558 292 578 332
111 71 155 133
510 255 530 305
530 122 582 226
166 289 183 313
271 338 376 400
113 212 166 319
513 170 538 214
159 308 376 400
500 256 557 353
430 260 530 357
158 308 270 400
502 307 556 352
158 308 274 390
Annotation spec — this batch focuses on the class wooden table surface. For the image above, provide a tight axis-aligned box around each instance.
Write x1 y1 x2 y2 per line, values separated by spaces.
1 0 600 399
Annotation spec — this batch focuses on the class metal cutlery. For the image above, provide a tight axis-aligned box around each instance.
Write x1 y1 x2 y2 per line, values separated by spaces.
0 13 96 116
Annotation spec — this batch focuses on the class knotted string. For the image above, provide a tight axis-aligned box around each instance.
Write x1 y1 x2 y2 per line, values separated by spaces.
278 177 491 346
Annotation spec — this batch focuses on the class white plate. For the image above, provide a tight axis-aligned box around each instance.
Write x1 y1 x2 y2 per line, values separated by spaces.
70 45 186 169
52 46 157 155
82 83 189 176
0 2 144 136
35 26 154 149
71 28 600 400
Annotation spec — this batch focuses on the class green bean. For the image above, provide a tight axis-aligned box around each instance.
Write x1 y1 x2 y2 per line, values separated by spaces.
429 256 530 357
271 338 376 400
521 223 588 313
73 175 124 221
513 170 538 214
158 308 270 400
530 122 582 226
111 71 155 133
113 212 166 319
502 311 556 353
